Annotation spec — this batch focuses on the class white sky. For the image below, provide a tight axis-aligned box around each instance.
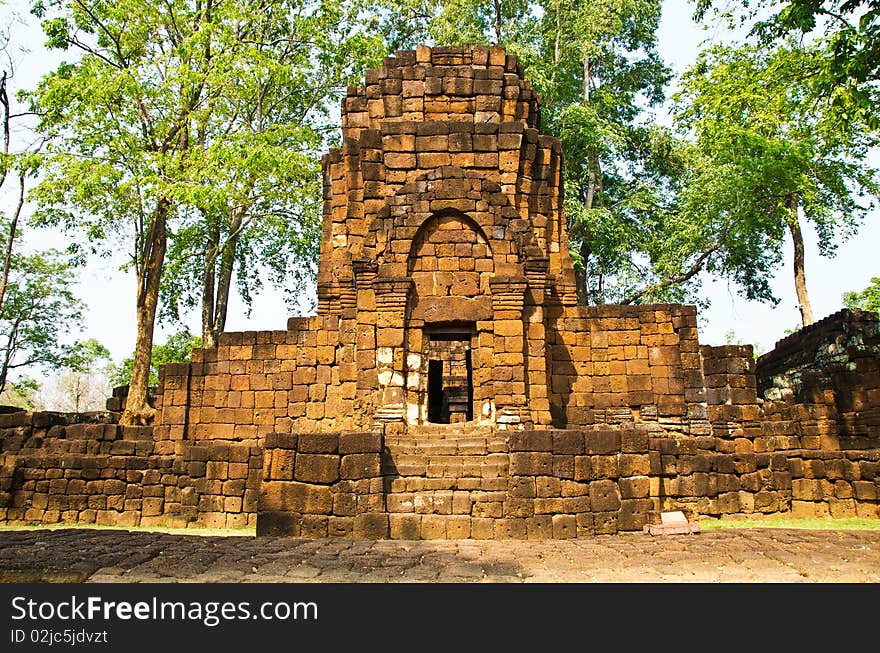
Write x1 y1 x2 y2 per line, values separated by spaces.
1 0 878 366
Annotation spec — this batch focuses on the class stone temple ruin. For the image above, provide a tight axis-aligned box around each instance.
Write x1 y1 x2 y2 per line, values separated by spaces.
1 46 878 539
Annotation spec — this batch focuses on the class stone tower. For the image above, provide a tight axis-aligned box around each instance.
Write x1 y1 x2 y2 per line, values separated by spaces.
156 44 716 442
315 44 578 433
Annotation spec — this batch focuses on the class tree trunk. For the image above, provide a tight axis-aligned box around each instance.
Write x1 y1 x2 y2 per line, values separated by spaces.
575 237 591 305
492 0 503 43
201 213 240 350
201 219 220 349
0 173 24 311
211 227 238 343
121 199 169 425
1 70 9 190
787 195 814 327
572 51 603 304
0 316 22 395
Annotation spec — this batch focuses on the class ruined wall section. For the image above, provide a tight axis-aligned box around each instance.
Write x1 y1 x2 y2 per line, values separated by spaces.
317 45 576 308
154 315 366 441
0 411 262 529
547 304 711 438
757 308 880 448
310 46 576 431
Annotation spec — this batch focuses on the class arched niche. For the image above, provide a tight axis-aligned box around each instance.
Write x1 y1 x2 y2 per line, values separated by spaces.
407 210 494 324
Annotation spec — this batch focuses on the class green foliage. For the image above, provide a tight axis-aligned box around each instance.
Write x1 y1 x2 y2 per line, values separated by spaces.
723 329 741 345
108 330 202 388
156 0 388 336
695 0 880 129
0 377 40 410
523 1 672 304
673 44 879 304
65 338 112 375
26 1 390 415
843 277 880 313
0 249 84 393
424 0 534 45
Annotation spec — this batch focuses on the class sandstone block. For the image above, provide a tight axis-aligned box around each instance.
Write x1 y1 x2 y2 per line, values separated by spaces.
294 454 340 484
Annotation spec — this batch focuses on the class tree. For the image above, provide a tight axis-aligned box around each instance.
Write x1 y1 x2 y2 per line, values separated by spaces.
28 0 384 423
673 44 879 326
53 338 111 411
0 249 84 394
0 377 39 410
844 277 880 313
158 0 383 348
108 329 202 389
28 0 206 424
0 16 84 402
424 0 533 45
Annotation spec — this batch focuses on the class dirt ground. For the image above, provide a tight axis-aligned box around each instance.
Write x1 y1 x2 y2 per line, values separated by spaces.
0 527 877 583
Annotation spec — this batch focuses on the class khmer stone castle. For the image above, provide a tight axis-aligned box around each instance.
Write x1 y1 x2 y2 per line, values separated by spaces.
1 46 878 539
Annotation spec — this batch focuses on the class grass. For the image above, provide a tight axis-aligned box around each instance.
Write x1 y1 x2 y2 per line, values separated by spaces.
0 523 256 537
698 515 880 531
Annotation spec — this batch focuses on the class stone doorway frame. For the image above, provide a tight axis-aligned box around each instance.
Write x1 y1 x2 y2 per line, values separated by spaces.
423 323 476 424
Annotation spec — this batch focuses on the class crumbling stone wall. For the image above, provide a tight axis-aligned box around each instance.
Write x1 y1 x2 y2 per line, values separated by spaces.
154 46 714 442
0 411 261 529
757 308 880 448
547 305 710 436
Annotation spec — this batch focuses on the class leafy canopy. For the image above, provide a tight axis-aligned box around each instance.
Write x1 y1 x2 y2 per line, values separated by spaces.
844 277 880 313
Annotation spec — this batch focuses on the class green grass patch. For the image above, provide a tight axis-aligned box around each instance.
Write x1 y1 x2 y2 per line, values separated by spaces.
0 523 256 537
698 515 880 531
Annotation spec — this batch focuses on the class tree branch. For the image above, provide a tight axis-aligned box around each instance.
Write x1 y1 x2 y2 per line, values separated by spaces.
621 240 721 305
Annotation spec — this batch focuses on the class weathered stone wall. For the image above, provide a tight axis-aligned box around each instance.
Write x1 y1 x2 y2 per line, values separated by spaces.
2 394 878 536
757 308 880 448
0 411 261 529
651 432 879 520
257 426 655 539
258 432 386 538
154 315 363 441
547 304 710 436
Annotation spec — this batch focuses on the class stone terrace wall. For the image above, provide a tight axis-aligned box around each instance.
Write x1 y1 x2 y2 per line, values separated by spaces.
256 415 879 539
651 339 880 521
257 426 657 539
653 427 879 520
2 397 878 535
154 314 367 442
0 411 261 529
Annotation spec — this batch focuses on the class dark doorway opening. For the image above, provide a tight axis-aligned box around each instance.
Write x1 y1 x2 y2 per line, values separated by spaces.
425 325 474 424
427 359 445 423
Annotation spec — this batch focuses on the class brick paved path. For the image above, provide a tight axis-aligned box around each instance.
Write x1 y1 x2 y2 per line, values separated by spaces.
0 528 877 583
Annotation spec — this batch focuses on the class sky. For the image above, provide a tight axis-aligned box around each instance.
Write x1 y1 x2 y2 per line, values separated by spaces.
1 0 878 370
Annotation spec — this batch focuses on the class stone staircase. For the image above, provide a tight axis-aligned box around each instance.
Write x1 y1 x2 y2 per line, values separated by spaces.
381 424 513 537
